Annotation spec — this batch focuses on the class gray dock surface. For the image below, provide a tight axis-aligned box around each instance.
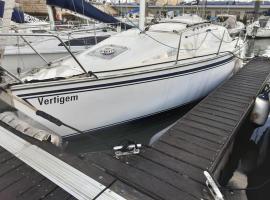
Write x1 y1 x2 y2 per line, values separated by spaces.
0 57 270 200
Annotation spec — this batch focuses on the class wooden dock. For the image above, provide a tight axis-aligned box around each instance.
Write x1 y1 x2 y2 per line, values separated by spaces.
0 57 270 200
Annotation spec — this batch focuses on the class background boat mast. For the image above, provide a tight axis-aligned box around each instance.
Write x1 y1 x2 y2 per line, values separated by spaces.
0 0 15 63
139 0 146 30
254 0 261 21
47 5 55 31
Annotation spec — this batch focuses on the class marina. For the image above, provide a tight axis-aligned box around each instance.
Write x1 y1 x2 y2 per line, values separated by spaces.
1 0 270 199
0 57 269 200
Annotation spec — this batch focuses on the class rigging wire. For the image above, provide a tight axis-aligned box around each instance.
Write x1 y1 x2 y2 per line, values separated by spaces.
209 30 233 43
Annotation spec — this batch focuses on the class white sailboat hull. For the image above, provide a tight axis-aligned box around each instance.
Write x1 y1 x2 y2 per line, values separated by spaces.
11 54 238 137
247 28 270 38
247 25 270 38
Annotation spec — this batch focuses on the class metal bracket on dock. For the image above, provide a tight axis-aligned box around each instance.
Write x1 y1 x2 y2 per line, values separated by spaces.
204 171 224 200
113 143 142 159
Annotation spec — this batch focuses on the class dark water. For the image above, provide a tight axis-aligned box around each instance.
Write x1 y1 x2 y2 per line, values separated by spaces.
241 38 270 200
63 102 197 154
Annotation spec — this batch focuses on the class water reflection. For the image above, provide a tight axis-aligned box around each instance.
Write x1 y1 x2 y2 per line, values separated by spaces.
63 102 197 154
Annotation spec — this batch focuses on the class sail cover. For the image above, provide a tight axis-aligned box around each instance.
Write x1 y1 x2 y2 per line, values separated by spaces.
0 1 4 19
46 0 132 28
11 8 25 23
0 1 25 23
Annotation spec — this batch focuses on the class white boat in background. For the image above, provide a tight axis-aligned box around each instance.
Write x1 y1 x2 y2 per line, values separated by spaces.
0 3 119 75
167 14 205 24
4 14 245 137
2 24 116 75
215 14 245 36
247 16 270 38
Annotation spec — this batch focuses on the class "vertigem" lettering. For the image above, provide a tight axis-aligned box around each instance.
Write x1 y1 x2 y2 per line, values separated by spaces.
38 95 79 105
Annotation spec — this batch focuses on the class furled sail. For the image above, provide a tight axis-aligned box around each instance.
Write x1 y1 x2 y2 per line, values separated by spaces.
46 0 132 28
0 1 25 23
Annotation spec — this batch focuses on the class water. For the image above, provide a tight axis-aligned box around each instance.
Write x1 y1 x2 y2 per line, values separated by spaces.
63 102 197 154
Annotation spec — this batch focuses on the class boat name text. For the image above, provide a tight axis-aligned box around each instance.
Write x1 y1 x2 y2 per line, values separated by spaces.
38 95 78 105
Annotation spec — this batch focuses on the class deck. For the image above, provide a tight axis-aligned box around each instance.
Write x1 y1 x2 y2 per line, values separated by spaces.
0 57 270 200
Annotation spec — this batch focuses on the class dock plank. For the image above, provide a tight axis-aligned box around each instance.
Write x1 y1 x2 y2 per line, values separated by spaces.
190 110 238 126
209 96 249 108
18 178 58 200
0 170 45 200
123 155 205 199
0 157 23 177
109 180 155 200
0 164 33 192
180 119 229 137
172 124 227 143
193 106 240 121
153 142 210 169
167 129 222 150
0 151 15 163
160 135 217 160
199 103 243 116
85 152 197 200
43 187 71 200
141 148 205 183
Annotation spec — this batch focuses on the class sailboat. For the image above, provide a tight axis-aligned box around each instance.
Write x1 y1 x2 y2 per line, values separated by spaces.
247 16 270 38
1 0 126 75
4 1 245 137
215 14 245 37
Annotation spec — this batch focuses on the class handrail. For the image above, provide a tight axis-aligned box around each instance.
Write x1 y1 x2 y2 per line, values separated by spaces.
175 32 182 65
93 49 243 74
10 28 50 65
20 35 50 65
217 30 225 55
0 33 91 76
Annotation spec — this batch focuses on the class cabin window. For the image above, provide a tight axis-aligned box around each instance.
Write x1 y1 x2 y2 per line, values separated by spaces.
32 30 47 33
58 35 110 47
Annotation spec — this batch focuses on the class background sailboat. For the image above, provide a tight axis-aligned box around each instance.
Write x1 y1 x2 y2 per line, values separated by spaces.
1 0 128 75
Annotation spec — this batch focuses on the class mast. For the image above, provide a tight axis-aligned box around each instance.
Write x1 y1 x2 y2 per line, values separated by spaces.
139 0 146 31
254 0 261 21
47 5 55 31
0 0 15 63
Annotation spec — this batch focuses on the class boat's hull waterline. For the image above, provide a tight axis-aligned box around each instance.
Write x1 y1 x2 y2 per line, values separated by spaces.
11 54 238 137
